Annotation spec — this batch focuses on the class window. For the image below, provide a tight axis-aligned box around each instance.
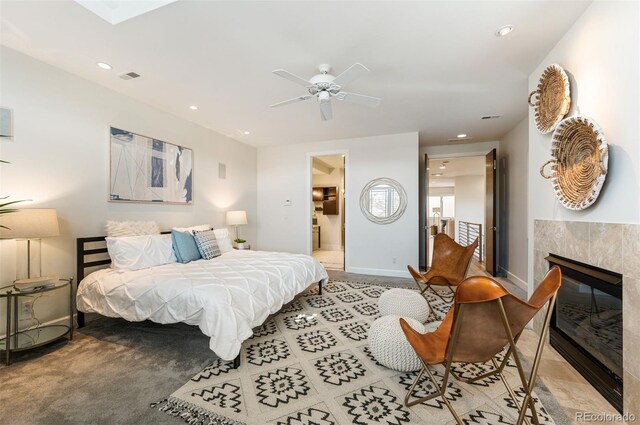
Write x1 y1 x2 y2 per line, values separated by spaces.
428 195 455 218
369 185 400 218
442 196 455 218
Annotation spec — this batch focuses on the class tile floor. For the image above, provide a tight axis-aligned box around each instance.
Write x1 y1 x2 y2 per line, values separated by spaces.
313 248 344 270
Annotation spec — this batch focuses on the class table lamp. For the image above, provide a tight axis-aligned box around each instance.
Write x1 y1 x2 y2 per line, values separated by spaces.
0 208 60 290
430 207 441 235
226 210 248 243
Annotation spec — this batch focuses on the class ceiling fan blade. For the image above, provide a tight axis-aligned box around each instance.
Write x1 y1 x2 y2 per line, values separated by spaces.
332 63 370 87
270 95 314 108
336 91 382 107
272 69 312 87
320 101 333 121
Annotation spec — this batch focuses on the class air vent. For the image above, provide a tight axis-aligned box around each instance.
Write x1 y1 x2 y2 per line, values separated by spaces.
481 115 502 120
447 137 473 142
119 72 141 80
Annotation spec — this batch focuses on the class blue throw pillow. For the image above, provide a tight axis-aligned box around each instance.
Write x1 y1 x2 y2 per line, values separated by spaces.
171 230 202 264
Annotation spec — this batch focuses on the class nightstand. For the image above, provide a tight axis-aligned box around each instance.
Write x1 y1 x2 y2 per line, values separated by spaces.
0 278 74 365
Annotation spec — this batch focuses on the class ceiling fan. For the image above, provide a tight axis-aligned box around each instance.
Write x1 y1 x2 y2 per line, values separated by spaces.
270 63 382 121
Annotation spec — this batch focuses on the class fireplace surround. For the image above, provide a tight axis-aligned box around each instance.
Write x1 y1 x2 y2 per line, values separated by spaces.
546 254 623 412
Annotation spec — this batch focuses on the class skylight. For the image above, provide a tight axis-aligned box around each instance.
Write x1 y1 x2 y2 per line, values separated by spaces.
74 0 178 25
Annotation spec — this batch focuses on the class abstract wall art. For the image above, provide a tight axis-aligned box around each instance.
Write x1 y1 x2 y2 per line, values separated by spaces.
110 127 193 204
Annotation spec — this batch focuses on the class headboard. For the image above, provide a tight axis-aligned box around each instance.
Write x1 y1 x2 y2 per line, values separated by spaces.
76 232 170 327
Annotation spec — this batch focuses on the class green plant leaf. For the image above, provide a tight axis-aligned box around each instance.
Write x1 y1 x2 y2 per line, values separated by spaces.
0 199 27 209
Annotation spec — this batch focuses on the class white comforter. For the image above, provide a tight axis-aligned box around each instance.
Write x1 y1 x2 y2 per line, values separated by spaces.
77 250 328 360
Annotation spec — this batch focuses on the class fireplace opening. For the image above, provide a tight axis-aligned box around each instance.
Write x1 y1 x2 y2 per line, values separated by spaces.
546 254 623 413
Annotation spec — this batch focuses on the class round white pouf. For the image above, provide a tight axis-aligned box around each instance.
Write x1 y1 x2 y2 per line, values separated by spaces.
378 288 431 323
368 315 425 372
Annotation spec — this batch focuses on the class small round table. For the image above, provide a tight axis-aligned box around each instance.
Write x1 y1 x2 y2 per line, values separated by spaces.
0 278 74 365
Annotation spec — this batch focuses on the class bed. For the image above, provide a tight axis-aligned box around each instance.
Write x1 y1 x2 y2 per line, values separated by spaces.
76 236 328 366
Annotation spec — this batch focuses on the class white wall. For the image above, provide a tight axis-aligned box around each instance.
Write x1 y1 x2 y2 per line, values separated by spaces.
527 0 640 292
313 167 343 251
257 132 419 278
499 118 528 287
453 175 485 244
0 47 257 329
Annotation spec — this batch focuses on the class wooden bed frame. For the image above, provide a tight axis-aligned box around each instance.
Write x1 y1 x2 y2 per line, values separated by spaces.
76 234 324 369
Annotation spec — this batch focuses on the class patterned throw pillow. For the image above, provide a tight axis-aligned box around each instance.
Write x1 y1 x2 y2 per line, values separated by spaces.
105 220 160 237
193 229 222 260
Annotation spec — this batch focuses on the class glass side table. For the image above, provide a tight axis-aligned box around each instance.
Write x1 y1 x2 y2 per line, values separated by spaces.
0 278 74 365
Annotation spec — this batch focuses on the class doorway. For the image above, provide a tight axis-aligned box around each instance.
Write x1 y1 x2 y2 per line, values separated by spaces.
311 154 345 270
423 149 497 276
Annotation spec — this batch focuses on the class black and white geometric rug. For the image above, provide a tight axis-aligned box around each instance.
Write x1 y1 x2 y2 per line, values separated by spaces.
153 280 555 425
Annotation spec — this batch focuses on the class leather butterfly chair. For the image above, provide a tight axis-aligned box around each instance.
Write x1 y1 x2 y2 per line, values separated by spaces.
408 233 478 301
400 266 562 425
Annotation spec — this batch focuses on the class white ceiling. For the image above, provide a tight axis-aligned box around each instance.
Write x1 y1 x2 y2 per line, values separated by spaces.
428 156 485 187
0 1 590 147
312 155 345 175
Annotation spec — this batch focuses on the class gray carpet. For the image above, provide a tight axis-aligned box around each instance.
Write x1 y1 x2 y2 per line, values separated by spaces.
0 271 569 425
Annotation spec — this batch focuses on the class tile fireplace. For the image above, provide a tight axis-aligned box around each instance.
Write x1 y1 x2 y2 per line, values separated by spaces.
546 254 623 412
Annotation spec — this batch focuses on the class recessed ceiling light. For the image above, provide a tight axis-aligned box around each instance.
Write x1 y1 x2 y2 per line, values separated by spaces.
189 105 198 110
495 25 515 37
457 133 467 138
97 62 112 70
439 165 446 170
434 173 443 177
243 131 251 135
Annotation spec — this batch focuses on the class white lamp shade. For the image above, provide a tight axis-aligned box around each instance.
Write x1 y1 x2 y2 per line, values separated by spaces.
226 210 248 226
0 208 60 239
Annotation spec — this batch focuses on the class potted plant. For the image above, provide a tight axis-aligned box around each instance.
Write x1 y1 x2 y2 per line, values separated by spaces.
0 159 25 229
234 238 247 250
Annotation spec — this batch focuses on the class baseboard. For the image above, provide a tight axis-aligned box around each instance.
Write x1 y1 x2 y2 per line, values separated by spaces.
506 271 528 292
346 267 411 279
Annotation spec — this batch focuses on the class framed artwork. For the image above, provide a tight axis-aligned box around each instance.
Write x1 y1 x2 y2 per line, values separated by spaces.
109 127 193 204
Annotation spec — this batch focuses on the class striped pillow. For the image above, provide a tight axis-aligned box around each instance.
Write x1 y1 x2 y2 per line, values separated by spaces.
193 229 221 260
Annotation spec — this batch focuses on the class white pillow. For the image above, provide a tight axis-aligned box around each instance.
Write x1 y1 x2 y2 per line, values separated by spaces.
107 234 177 271
213 228 233 253
173 224 211 234
106 220 160 237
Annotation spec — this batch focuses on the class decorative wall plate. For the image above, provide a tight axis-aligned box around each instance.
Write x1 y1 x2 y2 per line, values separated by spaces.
528 64 571 134
540 116 608 210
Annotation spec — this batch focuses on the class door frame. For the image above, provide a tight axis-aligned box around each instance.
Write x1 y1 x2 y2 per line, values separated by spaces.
306 150 350 271
422 141 500 274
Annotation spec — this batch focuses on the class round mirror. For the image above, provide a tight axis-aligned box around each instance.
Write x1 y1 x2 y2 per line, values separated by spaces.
359 178 407 224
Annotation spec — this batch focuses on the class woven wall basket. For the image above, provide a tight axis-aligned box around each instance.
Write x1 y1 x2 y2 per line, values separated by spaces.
529 64 571 134
540 115 608 211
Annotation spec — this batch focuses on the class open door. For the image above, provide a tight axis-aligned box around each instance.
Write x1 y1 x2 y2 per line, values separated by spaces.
485 149 497 276
424 153 429 269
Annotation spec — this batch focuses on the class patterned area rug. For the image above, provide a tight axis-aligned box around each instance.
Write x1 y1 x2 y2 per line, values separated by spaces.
153 280 555 425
